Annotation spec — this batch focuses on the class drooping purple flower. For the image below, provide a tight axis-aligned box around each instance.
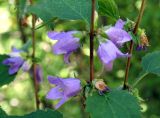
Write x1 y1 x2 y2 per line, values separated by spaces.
3 57 24 75
97 40 130 71
35 65 43 83
105 19 131 47
46 76 81 109
3 47 31 75
48 31 80 63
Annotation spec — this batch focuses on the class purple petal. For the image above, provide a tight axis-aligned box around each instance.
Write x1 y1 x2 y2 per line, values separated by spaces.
115 19 125 29
48 31 77 41
46 76 81 109
64 52 72 64
62 78 81 97
104 61 114 71
105 27 131 47
3 57 24 75
3 59 10 65
35 65 43 83
48 76 63 86
46 86 63 100
9 66 20 75
52 35 79 55
48 31 80 55
55 97 68 109
11 46 22 53
97 40 129 71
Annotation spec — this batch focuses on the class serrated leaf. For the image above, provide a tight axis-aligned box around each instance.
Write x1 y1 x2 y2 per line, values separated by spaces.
141 51 160 76
98 0 119 20
28 0 92 27
0 108 63 118
0 55 16 87
86 90 141 118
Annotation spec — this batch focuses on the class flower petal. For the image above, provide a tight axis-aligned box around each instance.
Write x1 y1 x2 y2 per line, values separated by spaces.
104 61 114 71
46 86 63 100
55 97 68 109
97 40 129 71
106 27 131 47
52 34 79 55
48 76 63 86
114 19 125 29
9 66 19 75
64 52 72 64
62 78 81 97
3 57 24 75
48 31 77 40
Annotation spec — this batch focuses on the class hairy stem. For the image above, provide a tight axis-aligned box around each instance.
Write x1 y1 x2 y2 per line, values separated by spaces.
30 0 40 109
123 0 146 89
90 0 96 82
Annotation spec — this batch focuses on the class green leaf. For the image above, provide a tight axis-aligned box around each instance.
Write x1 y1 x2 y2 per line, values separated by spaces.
17 0 27 18
98 0 119 20
0 108 63 118
28 0 92 27
86 90 141 118
0 107 7 117
0 55 16 87
141 51 160 76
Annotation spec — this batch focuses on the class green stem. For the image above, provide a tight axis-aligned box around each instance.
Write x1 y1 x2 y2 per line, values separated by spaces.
123 0 146 89
30 0 40 110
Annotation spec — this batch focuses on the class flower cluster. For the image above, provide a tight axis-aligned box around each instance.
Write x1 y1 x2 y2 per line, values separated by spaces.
45 19 132 109
48 19 131 71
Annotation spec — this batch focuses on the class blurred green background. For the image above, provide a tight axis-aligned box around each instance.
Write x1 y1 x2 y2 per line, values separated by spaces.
0 0 160 118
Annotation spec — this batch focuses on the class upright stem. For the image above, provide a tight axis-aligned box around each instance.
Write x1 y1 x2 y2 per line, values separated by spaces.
123 0 146 89
30 0 40 109
90 0 96 82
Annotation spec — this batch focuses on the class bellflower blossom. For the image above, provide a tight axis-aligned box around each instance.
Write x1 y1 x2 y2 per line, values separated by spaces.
3 47 30 75
97 40 130 71
105 19 131 47
3 47 24 75
48 31 80 64
46 76 81 109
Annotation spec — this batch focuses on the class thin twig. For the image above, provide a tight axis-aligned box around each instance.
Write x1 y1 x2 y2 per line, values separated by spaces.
30 0 40 109
123 0 146 89
90 0 96 82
